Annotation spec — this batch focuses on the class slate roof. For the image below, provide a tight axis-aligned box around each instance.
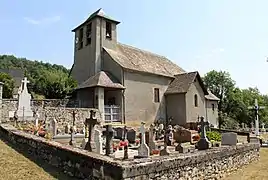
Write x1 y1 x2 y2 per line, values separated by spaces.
104 43 186 77
76 71 125 90
72 8 120 32
205 90 220 101
165 71 208 95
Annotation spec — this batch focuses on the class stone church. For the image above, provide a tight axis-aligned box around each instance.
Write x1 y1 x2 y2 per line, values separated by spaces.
69 8 219 128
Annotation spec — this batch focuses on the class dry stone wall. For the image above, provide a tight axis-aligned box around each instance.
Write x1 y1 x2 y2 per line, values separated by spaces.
1 99 101 132
0 124 260 180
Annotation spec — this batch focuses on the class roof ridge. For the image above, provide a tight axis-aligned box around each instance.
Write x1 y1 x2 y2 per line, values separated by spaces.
117 42 167 59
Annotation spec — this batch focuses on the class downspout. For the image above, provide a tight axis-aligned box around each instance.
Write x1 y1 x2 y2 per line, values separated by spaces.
165 95 168 125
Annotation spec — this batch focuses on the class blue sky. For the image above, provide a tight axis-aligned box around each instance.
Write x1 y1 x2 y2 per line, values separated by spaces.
1 0 268 94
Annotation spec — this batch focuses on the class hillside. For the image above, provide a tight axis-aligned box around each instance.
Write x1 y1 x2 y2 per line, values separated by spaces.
0 55 77 99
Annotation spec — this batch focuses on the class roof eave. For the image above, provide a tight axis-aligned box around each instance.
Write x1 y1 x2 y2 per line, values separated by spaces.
72 15 120 32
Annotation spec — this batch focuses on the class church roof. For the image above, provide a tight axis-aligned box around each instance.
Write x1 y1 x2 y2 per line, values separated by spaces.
165 71 208 95
76 71 125 90
72 8 120 32
205 91 220 101
103 43 186 77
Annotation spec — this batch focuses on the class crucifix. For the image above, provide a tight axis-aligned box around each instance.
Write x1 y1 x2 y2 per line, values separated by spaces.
21 77 30 93
69 109 78 146
248 99 265 136
85 110 98 151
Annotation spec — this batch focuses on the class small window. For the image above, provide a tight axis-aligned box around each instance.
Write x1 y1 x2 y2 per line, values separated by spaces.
194 94 198 107
154 88 160 103
106 21 112 39
212 104 215 111
79 28 84 49
86 23 92 45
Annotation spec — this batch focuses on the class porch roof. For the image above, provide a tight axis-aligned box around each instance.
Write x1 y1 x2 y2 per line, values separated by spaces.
205 91 220 101
76 71 125 90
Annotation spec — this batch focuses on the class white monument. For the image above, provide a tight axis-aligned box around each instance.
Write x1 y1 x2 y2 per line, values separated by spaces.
16 77 33 118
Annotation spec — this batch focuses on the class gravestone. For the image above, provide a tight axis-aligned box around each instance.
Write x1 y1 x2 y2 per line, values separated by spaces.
69 126 76 146
34 111 40 128
248 99 265 136
114 127 124 140
103 124 114 156
51 118 57 137
137 122 149 158
148 124 156 153
0 82 3 123
16 77 33 118
166 125 173 146
262 123 266 132
123 126 128 160
196 116 210 150
94 128 103 154
65 123 71 134
221 132 237 146
85 110 99 152
127 129 136 143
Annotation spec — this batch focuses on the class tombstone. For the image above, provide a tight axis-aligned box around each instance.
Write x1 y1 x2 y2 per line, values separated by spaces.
261 123 266 132
94 129 103 154
85 110 99 152
248 99 265 136
69 126 76 146
127 129 136 143
196 116 210 150
137 122 149 158
114 127 124 140
251 122 255 132
50 118 57 137
65 123 71 134
123 126 129 160
148 124 156 153
221 132 237 146
166 125 173 146
16 77 33 118
35 111 40 128
156 124 165 140
0 82 3 122
103 124 114 156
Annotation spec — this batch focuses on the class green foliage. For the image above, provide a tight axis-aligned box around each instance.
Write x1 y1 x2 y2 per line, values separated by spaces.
0 55 77 99
0 72 15 98
206 131 221 142
203 70 268 128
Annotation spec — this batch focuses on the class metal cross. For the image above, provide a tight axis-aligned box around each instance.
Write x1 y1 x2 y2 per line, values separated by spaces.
248 99 265 136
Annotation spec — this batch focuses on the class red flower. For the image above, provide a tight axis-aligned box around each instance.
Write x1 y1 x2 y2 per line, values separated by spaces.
119 140 128 147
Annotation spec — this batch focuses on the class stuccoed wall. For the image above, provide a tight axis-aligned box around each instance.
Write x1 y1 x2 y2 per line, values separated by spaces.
0 124 260 180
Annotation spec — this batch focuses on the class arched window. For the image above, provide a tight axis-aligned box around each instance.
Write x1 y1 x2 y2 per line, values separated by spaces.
194 94 198 107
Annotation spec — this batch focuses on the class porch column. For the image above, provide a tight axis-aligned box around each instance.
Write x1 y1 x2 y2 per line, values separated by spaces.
94 87 105 121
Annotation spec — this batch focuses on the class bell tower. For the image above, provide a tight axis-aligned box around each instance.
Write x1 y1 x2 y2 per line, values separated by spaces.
70 8 120 84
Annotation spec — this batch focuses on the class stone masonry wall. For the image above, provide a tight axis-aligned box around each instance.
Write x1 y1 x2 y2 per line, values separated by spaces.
0 124 260 180
1 99 101 132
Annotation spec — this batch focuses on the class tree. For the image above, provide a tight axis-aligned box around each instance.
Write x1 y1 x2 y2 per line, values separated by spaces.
0 72 15 98
203 70 235 128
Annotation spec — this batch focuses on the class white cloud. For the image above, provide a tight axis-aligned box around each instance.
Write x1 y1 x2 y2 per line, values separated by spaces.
24 15 61 25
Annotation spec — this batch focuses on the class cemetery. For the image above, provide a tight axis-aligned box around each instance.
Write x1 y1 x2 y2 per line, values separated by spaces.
0 78 262 179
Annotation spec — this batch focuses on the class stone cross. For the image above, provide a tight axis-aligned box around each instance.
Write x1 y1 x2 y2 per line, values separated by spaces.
21 77 30 93
196 116 210 150
248 99 265 136
69 109 78 146
138 122 149 157
85 110 98 151
103 124 114 156
94 128 103 154
148 124 156 153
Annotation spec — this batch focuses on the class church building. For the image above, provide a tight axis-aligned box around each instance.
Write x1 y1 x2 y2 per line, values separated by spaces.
69 9 219 128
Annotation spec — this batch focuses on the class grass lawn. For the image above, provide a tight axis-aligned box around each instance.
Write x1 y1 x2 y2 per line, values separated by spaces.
0 139 76 180
225 148 268 180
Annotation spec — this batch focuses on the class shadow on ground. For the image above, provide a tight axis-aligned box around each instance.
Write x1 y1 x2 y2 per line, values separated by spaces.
0 136 79 180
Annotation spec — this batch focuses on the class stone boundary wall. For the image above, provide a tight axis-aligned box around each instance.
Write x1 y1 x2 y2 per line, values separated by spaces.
0 124 260 180
1 99 101 130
